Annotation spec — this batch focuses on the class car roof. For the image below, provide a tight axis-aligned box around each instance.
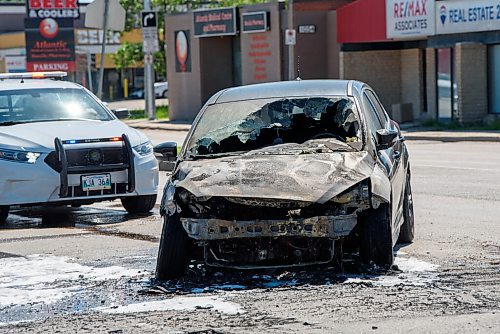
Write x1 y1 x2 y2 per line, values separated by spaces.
214 80 358 104
0 79 81 91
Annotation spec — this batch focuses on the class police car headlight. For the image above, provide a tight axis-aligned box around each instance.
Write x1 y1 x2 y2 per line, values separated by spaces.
0 149 41 164
133 141 153 156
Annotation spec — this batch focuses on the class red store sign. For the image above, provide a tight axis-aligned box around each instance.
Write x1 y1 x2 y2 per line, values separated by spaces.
27 0 80 19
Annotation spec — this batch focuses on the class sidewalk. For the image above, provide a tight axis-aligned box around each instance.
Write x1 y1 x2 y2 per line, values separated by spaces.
125 119 191 132
402 129 500 142
125 119 500 142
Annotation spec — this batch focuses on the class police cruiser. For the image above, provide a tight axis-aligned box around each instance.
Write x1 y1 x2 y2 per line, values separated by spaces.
0 72 159 224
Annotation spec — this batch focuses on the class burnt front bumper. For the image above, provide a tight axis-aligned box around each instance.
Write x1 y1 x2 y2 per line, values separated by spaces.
181 214 358 240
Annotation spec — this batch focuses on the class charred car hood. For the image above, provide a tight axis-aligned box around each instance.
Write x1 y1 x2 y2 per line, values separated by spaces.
175 150 376 204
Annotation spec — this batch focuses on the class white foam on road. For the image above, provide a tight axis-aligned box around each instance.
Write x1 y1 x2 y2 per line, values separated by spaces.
0 254 142 307
97 295 244 315
343 254 439 286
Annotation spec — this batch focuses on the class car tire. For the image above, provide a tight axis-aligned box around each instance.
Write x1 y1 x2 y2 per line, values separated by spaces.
398 173 415 243
0 206 9 225
156 214 190 280
162 91 168 98
359 203 394 268
121 195 157 214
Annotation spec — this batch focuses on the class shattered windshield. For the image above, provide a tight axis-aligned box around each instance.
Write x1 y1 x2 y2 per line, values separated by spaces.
186 97 361 157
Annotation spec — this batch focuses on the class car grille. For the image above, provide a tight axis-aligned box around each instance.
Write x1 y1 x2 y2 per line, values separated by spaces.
45 147 126 173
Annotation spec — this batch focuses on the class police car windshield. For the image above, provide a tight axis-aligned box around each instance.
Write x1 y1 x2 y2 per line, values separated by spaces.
0 88 113 125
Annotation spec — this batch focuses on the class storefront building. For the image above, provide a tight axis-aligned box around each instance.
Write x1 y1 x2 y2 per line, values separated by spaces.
337 0 500 125
165 0 349 121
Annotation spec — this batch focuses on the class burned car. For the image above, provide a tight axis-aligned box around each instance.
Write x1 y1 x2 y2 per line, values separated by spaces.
155 80 414 279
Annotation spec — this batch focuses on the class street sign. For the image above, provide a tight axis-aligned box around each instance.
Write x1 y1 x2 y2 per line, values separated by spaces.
85 0 126 31
142 11 157 28
285 29 296 45
144 54 153 64
141 11 159 53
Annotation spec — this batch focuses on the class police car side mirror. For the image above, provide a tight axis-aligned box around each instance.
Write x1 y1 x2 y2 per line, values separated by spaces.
154 142 177 172
112 108 130 119
376 128 398 150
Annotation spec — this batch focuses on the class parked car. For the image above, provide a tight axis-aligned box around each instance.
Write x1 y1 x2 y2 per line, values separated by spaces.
154 80 414 279
128 88 145 99
128 82 168 99
0 72 159 225
154 82 168 98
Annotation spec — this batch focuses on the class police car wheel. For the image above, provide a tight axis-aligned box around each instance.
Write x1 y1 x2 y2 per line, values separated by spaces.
0 206 9 225
121 195 157 214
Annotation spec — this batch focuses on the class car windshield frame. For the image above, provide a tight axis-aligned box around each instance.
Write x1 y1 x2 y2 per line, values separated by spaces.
0 88 114 125
183 95 365 159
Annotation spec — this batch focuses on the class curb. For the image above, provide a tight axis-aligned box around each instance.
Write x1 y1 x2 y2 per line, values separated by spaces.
127 123 191 132
404 134 500 142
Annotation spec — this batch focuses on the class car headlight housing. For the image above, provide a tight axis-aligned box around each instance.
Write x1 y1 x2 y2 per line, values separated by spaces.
161 179 179 215
133 141 153 156
0 149 41 164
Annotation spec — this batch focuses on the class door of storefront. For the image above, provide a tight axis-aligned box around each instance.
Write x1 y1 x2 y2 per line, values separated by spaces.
437 48 455 121
488 45 500 114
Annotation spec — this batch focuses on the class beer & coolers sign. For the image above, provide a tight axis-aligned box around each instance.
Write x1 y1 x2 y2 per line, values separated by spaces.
27 0 80 19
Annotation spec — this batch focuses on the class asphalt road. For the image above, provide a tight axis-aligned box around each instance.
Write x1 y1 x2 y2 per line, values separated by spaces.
0 131 499 333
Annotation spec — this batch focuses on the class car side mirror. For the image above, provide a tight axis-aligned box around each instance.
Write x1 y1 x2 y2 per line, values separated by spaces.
154 142 177 172
376 129 398 150
112 108 130 119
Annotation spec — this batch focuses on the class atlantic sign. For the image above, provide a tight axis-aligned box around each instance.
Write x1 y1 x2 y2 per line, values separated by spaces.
386 0 435 39
24 18 76 71
193 7 237 37
436 0 500 35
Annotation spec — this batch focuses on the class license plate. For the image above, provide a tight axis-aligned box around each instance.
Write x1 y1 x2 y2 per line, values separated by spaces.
82 174 111 191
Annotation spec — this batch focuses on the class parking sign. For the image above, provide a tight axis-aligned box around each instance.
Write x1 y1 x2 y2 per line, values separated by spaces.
141 11 159 53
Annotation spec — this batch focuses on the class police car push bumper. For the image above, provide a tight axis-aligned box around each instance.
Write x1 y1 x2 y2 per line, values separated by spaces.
0 135 158 206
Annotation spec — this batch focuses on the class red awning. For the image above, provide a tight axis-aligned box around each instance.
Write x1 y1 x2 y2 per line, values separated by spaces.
337 0 388 43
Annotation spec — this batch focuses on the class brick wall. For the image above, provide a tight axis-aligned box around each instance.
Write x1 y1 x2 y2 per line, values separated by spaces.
340 49 427 122
454 43 488 124
424 48 437 120
401 49 423 120
340 50 402 112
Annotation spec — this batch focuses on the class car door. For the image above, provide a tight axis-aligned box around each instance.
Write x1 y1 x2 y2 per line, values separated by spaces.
365 90 406 232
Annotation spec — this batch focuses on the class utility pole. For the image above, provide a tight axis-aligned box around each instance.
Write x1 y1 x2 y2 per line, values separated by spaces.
143 0 156 120
86 50 94 92
97 0 109 99
287 0 294 80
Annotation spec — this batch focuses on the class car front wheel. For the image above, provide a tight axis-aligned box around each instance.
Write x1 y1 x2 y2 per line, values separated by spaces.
156 214 191 280
0 206 9 225
398 173 415 243
359 203 394 268
121 195 157 214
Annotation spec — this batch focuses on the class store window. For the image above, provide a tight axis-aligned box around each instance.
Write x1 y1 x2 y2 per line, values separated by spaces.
437 48 456 120
488 45 500 114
